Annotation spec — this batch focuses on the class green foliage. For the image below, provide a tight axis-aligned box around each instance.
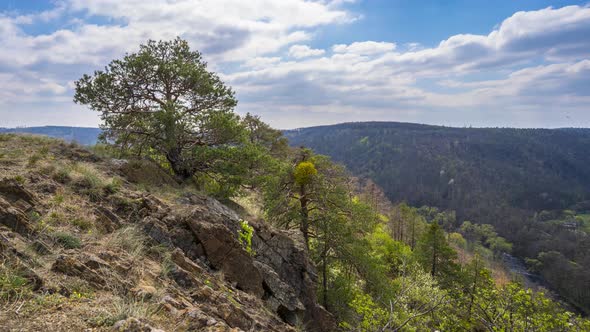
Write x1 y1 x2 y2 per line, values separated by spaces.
0 263 31 301
238 219 255 255
293 161 317 186
286 123 590 314
52 232 82 249
74 37 242 181
414 222 459 287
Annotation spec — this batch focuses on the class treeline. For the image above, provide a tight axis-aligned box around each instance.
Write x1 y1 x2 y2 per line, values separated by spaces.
286 121 590 314
74 38 590 330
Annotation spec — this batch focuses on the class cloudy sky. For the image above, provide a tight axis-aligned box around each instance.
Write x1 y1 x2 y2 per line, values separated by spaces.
1 0 589 129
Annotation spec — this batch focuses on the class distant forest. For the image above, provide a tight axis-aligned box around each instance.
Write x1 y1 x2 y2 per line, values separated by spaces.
0 126 101 146
286 121 590 314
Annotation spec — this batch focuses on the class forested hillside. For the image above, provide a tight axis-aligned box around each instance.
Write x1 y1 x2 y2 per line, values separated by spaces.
286 121 590 314
0 126 100 146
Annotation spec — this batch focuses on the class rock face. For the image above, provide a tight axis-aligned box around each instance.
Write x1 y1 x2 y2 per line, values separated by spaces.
141 193 336 331
0 196 34 236
0 179 38 236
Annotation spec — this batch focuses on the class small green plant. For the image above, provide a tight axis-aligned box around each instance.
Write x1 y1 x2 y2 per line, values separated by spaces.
71 217 93 231
39 145 50 156
27 153 42 166
238 219 255 256
28 211 42 223
52 193 65 206
104 177 123 194
52 168 71 183
14 175 25 184
52 232 82 249
0 263 31 301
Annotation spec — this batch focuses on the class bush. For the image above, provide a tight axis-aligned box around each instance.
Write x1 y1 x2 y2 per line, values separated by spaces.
238 220 255 255
0 263 31 301
27 153 43 167
52 232 82 249
52 168 71 184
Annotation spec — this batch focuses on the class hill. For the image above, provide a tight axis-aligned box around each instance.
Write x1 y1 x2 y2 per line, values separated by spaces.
0 134 333 331
285 121 590 313
0 126 101 145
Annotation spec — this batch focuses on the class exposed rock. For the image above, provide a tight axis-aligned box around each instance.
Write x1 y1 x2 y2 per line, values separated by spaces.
112 317 164 332
95 206 122 232
131 284 157 300
0 196 35 236
187 219 264 298
51 253 110 288
253 223 336 332
218 303 254 331
170 248 206 276
254 261 304 326
31 239 52 255
0 178 38 206
140 193 336 331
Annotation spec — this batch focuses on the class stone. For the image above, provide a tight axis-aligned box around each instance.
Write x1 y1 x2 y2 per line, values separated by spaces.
131 284 157 300
0 178 38 206
186 220 264 298
218 303 254 331
95 206 121 232
51 253 111 288
0 196 35 236
112 317 163 332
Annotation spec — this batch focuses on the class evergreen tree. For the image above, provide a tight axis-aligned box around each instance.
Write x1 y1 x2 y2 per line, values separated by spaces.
415 221 459 286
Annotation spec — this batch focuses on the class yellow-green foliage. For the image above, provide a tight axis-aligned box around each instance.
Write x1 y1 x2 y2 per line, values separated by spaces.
0 263 31 301
238 220 255 255
294 161 317 185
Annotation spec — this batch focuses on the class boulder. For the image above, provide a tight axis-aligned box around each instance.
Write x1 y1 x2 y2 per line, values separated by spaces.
187 219 264 298
253 224 336 332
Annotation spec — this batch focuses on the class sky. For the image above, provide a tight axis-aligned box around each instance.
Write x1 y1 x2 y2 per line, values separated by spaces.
0 0 589 129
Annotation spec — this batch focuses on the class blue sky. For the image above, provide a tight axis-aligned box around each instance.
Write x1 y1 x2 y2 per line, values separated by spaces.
0 0 589 128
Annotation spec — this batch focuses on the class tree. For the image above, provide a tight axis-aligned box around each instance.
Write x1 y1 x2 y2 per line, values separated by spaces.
414 222 459 287
74 37 242 180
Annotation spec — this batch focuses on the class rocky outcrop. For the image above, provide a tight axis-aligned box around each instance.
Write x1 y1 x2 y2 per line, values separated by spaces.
0 178 39 208
0 196 35 236
140 193 336 331
51 252 132 290
187 218 265 298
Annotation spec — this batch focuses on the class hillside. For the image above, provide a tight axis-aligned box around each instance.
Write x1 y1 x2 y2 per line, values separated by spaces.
285 121 590 313
0 133 333 331
0 127 101 146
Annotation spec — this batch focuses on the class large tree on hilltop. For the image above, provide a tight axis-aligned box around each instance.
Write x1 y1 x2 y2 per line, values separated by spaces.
74 37 242 180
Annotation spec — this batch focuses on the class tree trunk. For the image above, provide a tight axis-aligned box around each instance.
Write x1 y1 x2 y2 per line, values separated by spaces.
166 148 195 181
299 184 310 249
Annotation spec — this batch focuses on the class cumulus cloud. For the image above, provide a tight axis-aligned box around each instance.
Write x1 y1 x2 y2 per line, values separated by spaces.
0 2 589 128
288 45 326 58
332 41 396 55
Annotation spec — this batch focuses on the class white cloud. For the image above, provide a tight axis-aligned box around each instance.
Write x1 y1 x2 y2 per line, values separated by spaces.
0 3 590 128
332 41 396 55
288 45 326 58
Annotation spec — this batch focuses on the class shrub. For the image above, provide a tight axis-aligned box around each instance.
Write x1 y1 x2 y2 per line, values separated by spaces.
52 168 71 184
0 263 31 301
14 175 25 184
104 178 123 195
71 217 93 231
27 153 43 167
238 220 255 255
52 232 82 249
